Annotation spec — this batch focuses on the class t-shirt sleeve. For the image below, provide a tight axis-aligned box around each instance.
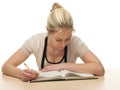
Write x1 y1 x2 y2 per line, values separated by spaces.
20 36 35 56
71 36 89 58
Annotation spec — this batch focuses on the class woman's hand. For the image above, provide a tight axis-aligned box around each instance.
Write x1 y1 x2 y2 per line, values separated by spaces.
21 69 39 82
41 63 66 72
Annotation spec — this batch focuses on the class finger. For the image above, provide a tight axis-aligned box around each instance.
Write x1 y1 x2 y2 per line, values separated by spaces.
21 72 32 82
41 67 51 72
24 69 39 77
21 75 31 82
41 63 63 72
41 66 56 72
22 70 34 78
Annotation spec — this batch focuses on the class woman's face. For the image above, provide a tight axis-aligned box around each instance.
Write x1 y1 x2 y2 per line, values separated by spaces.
48 28 72 50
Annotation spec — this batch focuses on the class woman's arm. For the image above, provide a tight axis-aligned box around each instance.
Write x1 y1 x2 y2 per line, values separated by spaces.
2 49 39 81
64 50 105 76
41 50 105 76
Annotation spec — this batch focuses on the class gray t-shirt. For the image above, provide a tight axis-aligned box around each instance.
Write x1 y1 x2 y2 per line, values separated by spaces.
21 33 89 69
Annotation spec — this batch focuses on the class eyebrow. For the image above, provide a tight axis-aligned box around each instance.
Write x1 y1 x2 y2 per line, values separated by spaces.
56 37 71 40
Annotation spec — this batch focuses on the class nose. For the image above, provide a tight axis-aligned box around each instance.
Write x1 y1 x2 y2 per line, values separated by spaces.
60 41 66 48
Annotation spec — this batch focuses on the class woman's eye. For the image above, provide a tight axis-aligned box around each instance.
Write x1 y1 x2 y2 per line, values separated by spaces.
56 39 62 42
65 38 71 42
66 39 70 41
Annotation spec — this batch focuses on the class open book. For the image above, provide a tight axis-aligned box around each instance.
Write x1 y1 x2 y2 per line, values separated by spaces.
31 70 98 82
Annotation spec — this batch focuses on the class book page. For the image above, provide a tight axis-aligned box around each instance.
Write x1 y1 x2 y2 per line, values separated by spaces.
31 70 98 82
39 70 70 78
66 71 94 77
59 70 93 77
64 71 98 80
38 70 93 78
31 75 64 82
31 71 64 82
39 71 61 77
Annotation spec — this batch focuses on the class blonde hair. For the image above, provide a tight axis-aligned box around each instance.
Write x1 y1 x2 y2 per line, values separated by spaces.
47 2 74 33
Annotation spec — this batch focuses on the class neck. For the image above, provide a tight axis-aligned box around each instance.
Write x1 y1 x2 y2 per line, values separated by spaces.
46 43 64 63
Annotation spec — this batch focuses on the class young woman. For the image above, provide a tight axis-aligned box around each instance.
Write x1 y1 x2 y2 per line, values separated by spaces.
2 2 105 82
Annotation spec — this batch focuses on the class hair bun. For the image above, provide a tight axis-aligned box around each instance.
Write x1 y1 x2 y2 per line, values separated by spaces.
50 2 63 12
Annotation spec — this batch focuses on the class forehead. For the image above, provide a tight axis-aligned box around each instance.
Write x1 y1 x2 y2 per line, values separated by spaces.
54 29 72 39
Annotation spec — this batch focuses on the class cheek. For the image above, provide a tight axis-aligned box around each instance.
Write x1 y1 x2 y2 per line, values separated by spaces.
66 42 69 46
53 40 59 47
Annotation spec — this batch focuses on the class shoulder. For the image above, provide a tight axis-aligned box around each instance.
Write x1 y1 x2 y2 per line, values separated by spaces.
21 32 48 49
68 35 89 57
31 33 48 39
70 35 84 45
68 35 87 50
20 32 48 55
26 33 48 42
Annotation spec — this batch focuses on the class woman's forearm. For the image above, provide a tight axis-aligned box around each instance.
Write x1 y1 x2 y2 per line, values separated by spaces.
2 63 22 79
63 63 105 76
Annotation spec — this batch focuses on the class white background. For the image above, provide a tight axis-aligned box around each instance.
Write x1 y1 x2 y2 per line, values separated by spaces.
0 0 120 70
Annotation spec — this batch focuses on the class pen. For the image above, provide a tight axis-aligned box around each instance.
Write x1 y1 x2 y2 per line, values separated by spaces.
24 63 37 78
